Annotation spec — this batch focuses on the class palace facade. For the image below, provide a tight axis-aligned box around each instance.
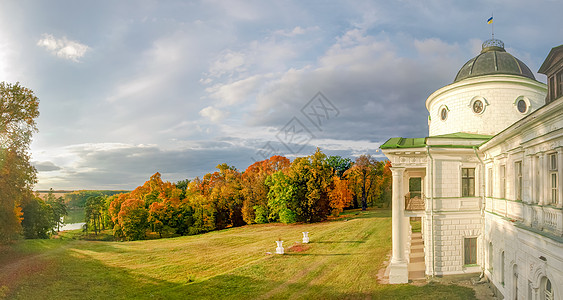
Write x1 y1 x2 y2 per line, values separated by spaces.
381 40 563 299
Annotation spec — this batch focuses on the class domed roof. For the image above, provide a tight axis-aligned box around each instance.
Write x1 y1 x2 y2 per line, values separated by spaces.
454 39 536 83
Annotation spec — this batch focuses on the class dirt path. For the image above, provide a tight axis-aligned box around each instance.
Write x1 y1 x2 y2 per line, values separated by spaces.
376 257 497 300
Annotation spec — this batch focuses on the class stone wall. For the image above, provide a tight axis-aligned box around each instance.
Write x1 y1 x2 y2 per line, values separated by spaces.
425 212 482 275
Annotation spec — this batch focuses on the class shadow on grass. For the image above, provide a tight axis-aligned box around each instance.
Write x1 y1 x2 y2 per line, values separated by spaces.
284 253 352 256
3 242 476 300
313 240 365 244
176 273 477 300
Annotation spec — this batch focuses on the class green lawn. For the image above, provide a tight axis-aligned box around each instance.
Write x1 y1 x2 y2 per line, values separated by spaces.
0 209 475 299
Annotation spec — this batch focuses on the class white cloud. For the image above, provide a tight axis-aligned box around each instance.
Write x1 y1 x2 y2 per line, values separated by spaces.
37 34 89 62
206 74 272 106
274 26 318 37
207 50 246 79
199 106 229 122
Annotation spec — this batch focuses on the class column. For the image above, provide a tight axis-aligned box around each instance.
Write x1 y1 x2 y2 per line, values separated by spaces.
389 167 408 284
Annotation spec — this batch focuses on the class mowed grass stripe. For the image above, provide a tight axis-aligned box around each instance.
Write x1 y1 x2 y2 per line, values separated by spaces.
1 209 476 299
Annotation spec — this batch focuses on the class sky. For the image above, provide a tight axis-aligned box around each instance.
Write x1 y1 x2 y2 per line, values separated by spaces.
1 0 562 190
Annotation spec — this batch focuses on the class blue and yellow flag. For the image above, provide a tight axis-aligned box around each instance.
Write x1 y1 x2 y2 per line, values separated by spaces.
487 16 493 24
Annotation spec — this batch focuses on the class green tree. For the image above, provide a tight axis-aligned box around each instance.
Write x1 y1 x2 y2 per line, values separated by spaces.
85 196 105 235
265 171 297 224
327 155 352 178
45 188 67 232
21 197 54 239
0 82 40 243
176 179 190 199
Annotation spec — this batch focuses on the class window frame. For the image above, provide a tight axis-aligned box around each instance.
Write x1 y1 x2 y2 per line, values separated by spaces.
488 242 493 272
500 165 506 199
557 70 563 99
514 96 531 114
440 107 448 121
545 278 553 300
462 168 475 197
464 237 477 265
549 76 556 102
515 161 523 201
549 153 558 205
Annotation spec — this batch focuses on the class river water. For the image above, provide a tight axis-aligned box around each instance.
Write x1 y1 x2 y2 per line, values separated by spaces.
59 222 86 231
59 209 86 231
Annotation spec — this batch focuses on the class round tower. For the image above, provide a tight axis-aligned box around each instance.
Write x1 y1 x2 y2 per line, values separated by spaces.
426 39 547 136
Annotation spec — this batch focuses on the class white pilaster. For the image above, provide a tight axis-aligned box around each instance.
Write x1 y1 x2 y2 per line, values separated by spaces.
558 149 562 208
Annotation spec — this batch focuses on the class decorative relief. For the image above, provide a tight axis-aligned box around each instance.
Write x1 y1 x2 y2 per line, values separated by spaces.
396 156 428 165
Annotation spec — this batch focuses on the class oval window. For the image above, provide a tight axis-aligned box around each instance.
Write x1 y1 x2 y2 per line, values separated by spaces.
472 100 484 114
440 107 448 121
517 99 527 113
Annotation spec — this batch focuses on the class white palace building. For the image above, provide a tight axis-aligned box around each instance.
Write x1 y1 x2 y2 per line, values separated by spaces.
381 39 563 299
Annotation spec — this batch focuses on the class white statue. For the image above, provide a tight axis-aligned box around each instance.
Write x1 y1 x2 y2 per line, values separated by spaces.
276 240 284 254
302 232 309 244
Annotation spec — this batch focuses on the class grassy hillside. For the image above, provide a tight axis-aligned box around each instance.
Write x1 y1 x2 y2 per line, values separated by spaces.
0 209 475 299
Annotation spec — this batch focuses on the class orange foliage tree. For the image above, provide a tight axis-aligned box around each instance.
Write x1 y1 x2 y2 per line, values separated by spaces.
328 176 353 216
241 155 290 224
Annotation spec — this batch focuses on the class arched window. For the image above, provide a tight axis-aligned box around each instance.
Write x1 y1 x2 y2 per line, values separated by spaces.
488 242 493 272
513 264 518 300
542 277 553 300
545 278 553 300
501 251 505 285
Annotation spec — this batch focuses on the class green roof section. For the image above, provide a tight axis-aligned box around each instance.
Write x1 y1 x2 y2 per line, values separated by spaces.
429 132 493 140
380 132 493 150
380 137 426 149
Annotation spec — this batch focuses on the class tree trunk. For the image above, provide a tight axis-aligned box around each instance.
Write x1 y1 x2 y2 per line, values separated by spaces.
361 172 367 211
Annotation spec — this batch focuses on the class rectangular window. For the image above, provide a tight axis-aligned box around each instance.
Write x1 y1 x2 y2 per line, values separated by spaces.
550 153 558 204
464 237 477 265
515 161 522 201
462 168 475 197
500 165 506 199
549 76 556 102
409 177 422 198
557 71 563 99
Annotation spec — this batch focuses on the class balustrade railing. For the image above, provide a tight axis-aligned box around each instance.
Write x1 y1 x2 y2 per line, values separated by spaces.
486 198 563 237
405 192 425 211
543 207 562 234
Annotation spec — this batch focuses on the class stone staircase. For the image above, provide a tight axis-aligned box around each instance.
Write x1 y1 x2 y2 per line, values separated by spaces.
408 232 426 280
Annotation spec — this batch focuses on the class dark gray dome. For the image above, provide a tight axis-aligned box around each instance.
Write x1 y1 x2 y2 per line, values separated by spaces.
454 39 535 83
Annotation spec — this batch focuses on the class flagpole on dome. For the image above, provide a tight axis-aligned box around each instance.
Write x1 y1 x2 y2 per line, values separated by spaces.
487 13 494 39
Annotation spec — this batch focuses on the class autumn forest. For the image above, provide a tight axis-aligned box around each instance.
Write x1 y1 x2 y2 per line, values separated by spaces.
84 150 391 241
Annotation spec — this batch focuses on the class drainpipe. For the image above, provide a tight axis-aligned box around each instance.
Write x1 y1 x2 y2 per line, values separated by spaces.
473 146 486 278
426 145 435 277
